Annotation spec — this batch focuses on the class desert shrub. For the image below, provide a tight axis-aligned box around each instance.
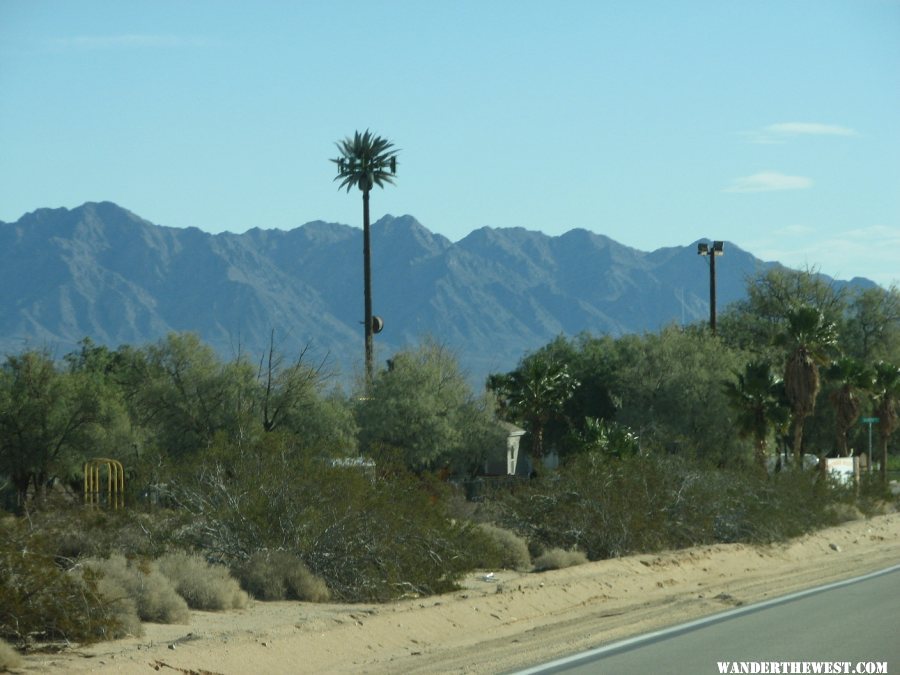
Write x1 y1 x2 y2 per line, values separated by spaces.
854 472 898 516
0 518 122 646
282 558 330 602
24 503 186 562
84 554 189 624
236 551 329 602
79 566 143 638
165 438 486 601
158 551 249 610
443 486 510 525
727 468 849 543
297 471 479 601
0 637 22 671
474 524 531 571
501 452 851 560
502 452 692 558
532 547 588 571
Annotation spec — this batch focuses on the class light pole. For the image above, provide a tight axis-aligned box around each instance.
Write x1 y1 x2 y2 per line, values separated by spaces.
697 240 724 335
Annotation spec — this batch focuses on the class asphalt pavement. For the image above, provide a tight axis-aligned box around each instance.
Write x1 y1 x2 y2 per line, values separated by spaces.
516 565 900 675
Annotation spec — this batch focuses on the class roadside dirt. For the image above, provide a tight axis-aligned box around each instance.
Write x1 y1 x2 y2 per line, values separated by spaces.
18 512 900 674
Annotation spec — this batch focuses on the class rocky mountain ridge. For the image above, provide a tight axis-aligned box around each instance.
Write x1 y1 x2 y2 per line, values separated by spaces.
0 202 875 382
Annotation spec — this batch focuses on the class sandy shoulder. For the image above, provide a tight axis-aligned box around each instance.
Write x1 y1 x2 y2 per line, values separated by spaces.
19 513 900 675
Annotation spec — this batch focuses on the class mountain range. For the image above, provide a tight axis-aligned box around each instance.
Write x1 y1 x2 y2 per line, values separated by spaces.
0 202 876 385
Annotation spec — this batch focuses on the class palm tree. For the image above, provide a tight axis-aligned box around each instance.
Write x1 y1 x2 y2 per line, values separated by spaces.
723 361 788 473
826 357 871 458
488 355 578 466
872 361 900 484
777 305 838 465
332 130 398 384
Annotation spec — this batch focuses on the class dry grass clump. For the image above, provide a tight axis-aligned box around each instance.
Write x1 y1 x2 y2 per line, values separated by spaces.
532 548 588 572
830 502 865 523
476 523 531 571
84 554 189 624
0 637 21 671
82 566 144 638
157 552 249 610
236 551 330 602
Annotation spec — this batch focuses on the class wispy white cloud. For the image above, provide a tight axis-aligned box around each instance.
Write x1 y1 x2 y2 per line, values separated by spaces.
724 171 813 193
50 34 208 50
765 122 858 137
742 122 859 144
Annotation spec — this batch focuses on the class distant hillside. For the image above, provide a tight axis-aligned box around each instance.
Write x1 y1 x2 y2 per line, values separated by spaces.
0 202 876 384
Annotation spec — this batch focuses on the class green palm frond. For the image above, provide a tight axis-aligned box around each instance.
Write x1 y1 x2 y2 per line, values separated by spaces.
775 305 839 365
723 361 787 442
873 361 900 394
331 129 399 193
827 357 873 390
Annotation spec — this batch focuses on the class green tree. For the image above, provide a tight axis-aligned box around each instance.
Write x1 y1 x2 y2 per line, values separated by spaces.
249 331 351 455
536 335 621 452
256 334 325 433
844 285 900 362
63 339 147 477
612 326 746 465
124 333 250 459
332 129 399 385
872 361 900 484
719 267 846 355
0 351 104 506
778 306 839 463
289 391 359 459
115 332 352 473
357 340 502 474
724 361 788 473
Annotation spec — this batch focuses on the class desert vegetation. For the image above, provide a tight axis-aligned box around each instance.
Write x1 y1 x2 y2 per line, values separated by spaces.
1 268 898 658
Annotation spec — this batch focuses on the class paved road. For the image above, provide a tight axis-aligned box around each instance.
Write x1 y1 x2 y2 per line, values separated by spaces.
516 565 900 675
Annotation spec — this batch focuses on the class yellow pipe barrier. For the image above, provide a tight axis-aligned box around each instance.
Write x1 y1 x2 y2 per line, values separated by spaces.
83 458 125 509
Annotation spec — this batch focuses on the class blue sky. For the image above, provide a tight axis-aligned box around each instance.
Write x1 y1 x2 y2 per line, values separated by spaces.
1 1 898 286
